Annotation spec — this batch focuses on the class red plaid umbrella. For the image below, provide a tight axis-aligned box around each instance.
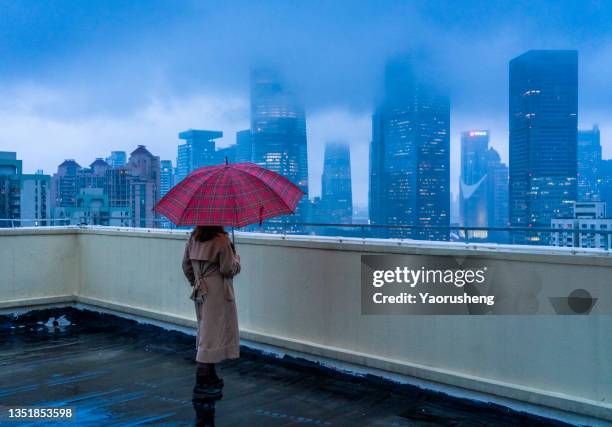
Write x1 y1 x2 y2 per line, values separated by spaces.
154 162 304 227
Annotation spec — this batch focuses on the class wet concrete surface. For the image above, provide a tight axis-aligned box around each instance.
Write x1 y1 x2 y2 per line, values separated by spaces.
0 307 576 426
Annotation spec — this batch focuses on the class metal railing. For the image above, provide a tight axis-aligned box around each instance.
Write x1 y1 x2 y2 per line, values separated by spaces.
2 217 612 250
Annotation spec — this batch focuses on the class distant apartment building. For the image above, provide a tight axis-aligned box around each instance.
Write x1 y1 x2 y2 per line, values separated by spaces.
126 145 161 228
52 158 110 222
577 125 601 202
51 146 161 228
0 153 52 227
509 50 578 244
0 152 23 226
51 159 82 208
176 129 223 183
551 202 612 249
53 188 130 226
78 158 110 192
20 171 51 226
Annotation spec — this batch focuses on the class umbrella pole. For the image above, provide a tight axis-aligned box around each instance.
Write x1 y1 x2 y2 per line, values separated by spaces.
231 226 235 243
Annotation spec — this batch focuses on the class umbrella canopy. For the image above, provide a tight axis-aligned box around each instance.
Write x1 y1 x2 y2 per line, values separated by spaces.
154 162 305 227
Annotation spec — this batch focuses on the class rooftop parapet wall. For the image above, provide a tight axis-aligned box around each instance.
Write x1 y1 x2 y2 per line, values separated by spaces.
0 227 611 421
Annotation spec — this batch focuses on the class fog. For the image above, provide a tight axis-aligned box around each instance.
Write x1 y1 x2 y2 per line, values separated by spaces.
2 0 612 206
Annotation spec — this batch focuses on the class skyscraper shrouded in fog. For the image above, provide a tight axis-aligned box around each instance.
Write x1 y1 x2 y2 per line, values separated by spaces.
577 125 601 202
509 50 578 244
321 142 353 224
250 68 308 229
369 57 450 240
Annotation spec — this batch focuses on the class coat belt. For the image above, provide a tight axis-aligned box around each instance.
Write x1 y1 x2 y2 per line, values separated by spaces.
190 261 234 302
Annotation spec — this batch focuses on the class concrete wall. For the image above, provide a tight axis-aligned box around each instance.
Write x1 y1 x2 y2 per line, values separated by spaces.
0 227 611 420
0 228 77 307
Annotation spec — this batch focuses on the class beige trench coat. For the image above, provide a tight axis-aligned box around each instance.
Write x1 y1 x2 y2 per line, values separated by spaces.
182 233 241 363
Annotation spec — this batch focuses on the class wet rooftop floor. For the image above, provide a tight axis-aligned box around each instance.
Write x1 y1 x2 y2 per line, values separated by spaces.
0 307 574 426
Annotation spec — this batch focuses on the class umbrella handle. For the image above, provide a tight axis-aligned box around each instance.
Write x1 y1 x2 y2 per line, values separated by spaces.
231 226 235 252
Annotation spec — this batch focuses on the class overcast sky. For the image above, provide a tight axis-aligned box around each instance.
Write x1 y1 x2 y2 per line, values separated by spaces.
2 0 612 207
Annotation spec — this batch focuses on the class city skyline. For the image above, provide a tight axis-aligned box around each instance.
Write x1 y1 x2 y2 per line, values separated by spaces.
3 2 612 208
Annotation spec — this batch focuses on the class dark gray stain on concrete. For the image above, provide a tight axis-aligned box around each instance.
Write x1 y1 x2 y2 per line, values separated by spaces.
0 307 576 426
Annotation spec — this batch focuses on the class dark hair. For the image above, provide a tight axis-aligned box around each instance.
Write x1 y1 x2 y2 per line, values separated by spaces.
192 226 227 242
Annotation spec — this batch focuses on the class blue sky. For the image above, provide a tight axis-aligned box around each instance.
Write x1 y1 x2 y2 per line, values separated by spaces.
2 0 612 206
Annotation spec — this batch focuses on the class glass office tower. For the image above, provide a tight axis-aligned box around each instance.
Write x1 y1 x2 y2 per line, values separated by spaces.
250 69 308 229
369 58 450 240
509 50 578 244
176 129 223 183
321 142 353 224
577 125 601 202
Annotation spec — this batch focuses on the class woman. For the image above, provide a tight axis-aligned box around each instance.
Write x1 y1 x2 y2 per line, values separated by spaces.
182 225 241 399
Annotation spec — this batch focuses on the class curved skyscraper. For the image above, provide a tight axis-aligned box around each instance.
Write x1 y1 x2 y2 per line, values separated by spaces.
460 130 489 230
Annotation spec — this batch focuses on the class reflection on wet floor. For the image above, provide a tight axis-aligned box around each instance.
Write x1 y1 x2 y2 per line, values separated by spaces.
0 307 573 426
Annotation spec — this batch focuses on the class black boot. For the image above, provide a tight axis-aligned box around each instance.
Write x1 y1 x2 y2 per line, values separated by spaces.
193 375 223 399
193 363 223 400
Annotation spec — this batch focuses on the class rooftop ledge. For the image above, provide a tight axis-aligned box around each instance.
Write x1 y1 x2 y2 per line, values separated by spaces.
1 226 611 423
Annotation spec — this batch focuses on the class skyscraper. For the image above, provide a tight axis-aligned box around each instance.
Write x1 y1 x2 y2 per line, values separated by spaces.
577 125 601 202
459 132 509 242
176 130 223 183
106 151 127 168
460 130 489 230
250 69 308 228
160 160 174 197
235 130 253 163
321 142 353 224
369 58 450 240
159 160 174 228
509 50 578 244
599 160 612 210
487 147 509 243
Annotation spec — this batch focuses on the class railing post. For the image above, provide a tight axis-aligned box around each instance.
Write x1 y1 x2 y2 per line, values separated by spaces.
573 228 579 248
